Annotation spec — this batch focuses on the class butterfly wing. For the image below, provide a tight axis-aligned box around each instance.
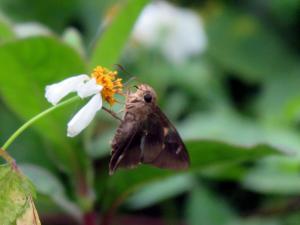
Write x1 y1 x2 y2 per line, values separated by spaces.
109 107 190 175
143 106 190 169
109 112 142 175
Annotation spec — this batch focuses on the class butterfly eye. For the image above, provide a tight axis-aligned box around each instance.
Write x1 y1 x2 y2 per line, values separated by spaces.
144 93 152 103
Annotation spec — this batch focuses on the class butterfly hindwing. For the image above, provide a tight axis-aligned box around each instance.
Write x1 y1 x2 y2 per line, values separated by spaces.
146 106 190 169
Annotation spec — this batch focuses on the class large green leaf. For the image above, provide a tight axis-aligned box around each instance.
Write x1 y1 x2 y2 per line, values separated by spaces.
0 36 87 173
0 163 36 225
89 0 149 68
100 139 286 210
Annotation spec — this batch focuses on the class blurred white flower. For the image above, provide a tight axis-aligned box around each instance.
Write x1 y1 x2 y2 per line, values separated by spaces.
45 66 122 137
14 22 52 38
132 1 207 64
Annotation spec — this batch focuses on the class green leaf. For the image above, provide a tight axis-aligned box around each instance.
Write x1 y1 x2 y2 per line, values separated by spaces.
89 0 149 68
19 164 82 220
186 185 236 225
0 17 14 43
0 36 87 173
0 163 35 225
179 110 300 154
187 140 285 167
16 197 41 225
179 110 266 146
244 169 300 195
125 174 195 209
102 139 286 210
242 156 300 194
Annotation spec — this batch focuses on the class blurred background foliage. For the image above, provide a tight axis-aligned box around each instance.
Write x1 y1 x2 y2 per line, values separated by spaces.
0 0 300 224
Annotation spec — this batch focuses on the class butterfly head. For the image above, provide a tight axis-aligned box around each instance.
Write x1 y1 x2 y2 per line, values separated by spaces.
127 84 157 106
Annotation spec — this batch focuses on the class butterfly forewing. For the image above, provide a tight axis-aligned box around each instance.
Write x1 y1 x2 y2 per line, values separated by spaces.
109 112 141 174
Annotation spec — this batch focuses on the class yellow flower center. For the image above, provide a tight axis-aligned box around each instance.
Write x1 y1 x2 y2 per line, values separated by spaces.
91 66 123 106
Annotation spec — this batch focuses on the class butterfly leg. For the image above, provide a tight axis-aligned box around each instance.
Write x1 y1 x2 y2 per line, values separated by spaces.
102 107 122 121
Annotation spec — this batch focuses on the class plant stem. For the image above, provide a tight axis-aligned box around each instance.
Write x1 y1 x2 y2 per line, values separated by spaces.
1 96 80 151
0 148 14 163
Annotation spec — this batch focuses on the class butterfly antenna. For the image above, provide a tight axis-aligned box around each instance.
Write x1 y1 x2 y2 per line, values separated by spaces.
113 64 139 87
123 76 139 87
113 64 130 75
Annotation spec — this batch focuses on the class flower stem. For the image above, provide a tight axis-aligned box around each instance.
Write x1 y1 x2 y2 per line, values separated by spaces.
1 96 80 151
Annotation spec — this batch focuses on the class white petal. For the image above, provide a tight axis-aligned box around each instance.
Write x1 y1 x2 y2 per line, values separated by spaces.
45 74 90 105
67 94 102 137
77 78 103 98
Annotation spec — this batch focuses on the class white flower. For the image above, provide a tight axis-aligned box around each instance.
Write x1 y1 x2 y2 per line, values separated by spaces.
132 1 207 64
45 66 123 137
45 75 103 137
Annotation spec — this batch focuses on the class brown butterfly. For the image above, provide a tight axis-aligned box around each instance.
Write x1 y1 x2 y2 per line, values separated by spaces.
109 84 190 175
